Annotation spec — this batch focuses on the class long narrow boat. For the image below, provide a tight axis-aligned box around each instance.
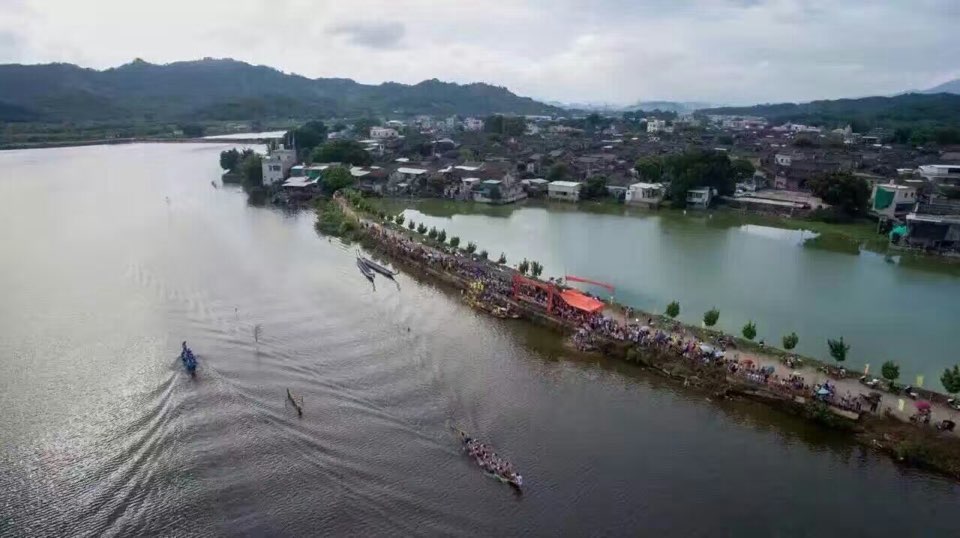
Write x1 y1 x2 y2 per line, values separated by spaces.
358 254 398 278
356 258 375 282
451 426 523 491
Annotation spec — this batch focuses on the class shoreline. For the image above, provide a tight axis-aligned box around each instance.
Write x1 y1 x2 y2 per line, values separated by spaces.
336 195 960 482
0 136 272 151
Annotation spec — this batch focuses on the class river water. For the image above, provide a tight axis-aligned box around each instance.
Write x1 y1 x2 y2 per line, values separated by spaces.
1 143 958 537
399 200 960 383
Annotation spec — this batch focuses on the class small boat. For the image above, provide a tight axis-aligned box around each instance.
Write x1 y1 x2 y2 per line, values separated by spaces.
180 341 197 376
358 253 398 278
356 258 375 282
451 426 523 491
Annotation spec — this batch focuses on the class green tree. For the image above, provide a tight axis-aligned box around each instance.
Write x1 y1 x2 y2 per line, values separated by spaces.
484 114 525 136
497 253 507 264
634 157 663 182
351 117 380 137
703 308 720 327
437 229 447 243
732 159 755 180
827 337 849 365
580 176 608 200
479 249 489 260
417 223 427 234
465 241 477 253
807 172 870 218
311 140 373 166
219 148 241 171
240 152 263 190
546 163 569 182
530 261 543 278
331 122 347 132
881 361 900 386
941 365 960 396
663 150 737 203
394 214 405 226
665 301 680 319
742 321 757 341
518 259 530 275
782 332 799 350
427 227 438 239
320 166 355 194
283 121 328 154
449 236 460 248
408 220 416 230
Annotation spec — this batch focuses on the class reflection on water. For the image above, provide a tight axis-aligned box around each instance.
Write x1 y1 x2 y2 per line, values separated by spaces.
397 199 960 381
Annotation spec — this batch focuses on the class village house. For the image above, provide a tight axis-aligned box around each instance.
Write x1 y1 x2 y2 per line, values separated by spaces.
388 166 430 194
548 180 582 202
463 117 485 132
686 188 713 208
370 126 400 139
901 199 960 253
870 183 918 220
471 162 526 204
260 147 297 186
625 182 665 208
917 164 960 187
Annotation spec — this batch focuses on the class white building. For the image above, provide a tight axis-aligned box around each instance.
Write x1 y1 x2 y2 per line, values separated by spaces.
463 117 485 132
260 148 297 186
548 181 582 202
870 183 917 219
370 126 400 139
686 188 713 208
646 119 667 133
917 164 960 186
625 182 665 207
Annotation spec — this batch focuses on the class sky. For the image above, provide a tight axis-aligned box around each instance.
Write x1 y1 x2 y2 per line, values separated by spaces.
0 0 958 106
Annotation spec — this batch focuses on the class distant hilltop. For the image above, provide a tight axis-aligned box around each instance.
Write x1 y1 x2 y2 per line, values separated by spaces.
0 58 561 122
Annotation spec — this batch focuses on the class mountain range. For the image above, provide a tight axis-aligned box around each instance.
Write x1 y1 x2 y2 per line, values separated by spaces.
0 58 560 123
0 57 958 128
921 78 960 95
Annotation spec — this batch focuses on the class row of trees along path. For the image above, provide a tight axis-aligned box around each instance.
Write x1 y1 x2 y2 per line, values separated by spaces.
343 197 958 437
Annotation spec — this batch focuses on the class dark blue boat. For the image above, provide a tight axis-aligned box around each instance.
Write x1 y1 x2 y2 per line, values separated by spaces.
180 341 197 375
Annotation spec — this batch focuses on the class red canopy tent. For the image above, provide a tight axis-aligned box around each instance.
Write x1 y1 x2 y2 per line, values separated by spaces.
559 289 605 314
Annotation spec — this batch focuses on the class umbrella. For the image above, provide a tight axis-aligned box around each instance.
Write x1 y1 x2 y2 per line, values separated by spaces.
699 344 715 354
915 400 931 411
817 388 831 396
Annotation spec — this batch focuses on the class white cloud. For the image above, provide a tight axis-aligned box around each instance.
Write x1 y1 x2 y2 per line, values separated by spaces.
1 0 958 105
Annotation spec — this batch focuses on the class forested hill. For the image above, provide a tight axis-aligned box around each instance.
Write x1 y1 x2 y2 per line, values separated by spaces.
700 93 960 130
0 58 561 122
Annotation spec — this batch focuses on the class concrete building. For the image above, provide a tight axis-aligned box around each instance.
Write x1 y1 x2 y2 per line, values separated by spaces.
625 182 665 207
917 164 960 186
870 183 917 219
370 126 400 139
548 181 582 202
646 119 667 133
686 188 713 208
463 117 485 132
260 148 297 186
902 200 960 253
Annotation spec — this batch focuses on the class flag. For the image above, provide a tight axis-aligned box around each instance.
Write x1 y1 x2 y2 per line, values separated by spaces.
898 399 905 412
864 364 870 375
916 375 924 388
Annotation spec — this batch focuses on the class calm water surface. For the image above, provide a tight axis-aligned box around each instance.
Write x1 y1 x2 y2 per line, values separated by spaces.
1 144 957 537
399 200 960 382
